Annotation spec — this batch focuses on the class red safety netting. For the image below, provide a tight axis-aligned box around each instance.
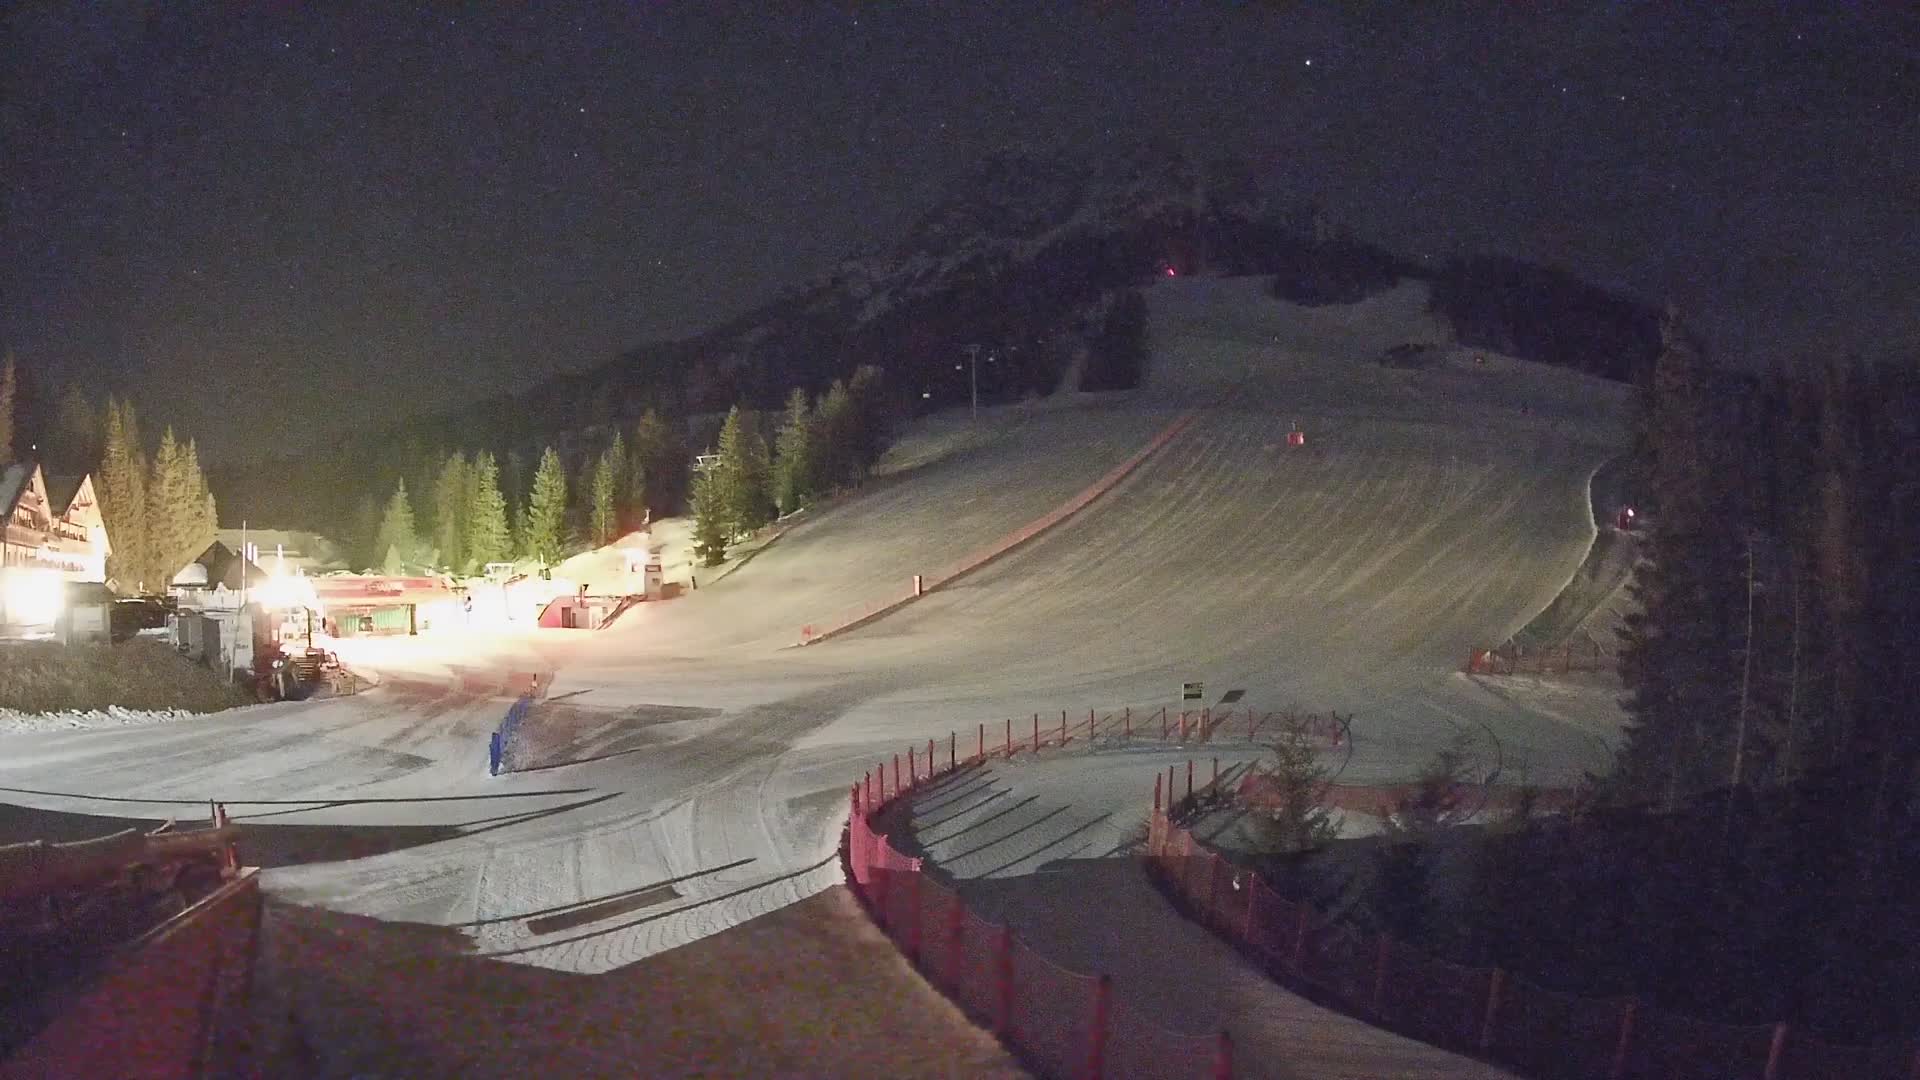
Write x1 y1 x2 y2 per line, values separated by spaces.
1147 805 1920 1080
1010 937 1096 1079
1487 973 1629 1080
1292 910 1374 1009
916 873 964 991
1622 1008 1778 1080
1243 877 1300 968
1378 938 1491 1051
801 411 1195 645
1776 1029 1920 1080
844 737 1248 1077
1101 996 1220 1080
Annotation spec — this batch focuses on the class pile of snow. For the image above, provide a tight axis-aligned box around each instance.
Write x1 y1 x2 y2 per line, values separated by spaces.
0 706 204 735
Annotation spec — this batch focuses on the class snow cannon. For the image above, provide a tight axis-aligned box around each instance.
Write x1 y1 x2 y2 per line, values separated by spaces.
1287 425 1306 447
1616 505 1639 531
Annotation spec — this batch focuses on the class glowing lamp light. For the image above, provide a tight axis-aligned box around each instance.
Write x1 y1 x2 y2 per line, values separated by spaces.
255 571 319 612
2 569 65 626
1164 266 1177 277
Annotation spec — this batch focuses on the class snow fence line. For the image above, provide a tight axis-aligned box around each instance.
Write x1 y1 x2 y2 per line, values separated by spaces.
796 409 1200 647
1147 772 1920 1080
842 730 1233 1079
488 692 534 776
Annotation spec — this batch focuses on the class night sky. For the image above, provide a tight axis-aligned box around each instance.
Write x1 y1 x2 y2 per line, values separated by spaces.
4 5 1915 459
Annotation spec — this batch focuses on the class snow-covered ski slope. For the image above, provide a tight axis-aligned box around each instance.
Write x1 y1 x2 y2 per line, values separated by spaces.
0 276 1630 983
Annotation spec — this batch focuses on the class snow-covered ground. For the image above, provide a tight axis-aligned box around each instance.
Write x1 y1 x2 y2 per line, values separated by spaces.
0 706 222 735
0 275 1626 1072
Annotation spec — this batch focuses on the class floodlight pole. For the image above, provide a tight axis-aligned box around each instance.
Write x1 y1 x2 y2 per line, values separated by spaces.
964 344 982 422
234 520 248 685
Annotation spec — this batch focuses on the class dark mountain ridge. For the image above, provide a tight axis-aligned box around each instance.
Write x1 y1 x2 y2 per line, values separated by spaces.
212 143 1662 532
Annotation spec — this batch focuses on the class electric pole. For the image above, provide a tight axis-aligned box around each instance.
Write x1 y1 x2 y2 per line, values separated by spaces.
1733 533 1758 791
963 344 981 422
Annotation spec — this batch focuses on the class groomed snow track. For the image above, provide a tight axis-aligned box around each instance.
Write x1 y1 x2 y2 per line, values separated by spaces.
0 277 1629 1075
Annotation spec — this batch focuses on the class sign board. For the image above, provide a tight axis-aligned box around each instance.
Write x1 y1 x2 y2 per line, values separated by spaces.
1181 681 1204 702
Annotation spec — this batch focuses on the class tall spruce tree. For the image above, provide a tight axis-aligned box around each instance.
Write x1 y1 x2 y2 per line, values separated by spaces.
0 352 15 464
432 452 469 572
590 446 619 545
603 430 628 529
715 406 773 538
97 399 149 591
523 447 568 565
184 438 217 555
375 479 419 574
502 449 528 547
1617 309 1743 805
690 460 728 567
630 409 685 517
772 388 817 514
846 365 891 474
146 428 191 586
466 452 511 569
53 386 100 475
815 379 857 490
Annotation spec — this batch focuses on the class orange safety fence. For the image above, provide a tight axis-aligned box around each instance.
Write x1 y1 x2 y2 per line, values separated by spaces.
800 410 1198 645
844 731 1232 1079
1466 640 1611 677
1146 769 1920 1080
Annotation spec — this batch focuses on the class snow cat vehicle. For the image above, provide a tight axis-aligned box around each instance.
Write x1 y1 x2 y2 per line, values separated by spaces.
252 607 346 702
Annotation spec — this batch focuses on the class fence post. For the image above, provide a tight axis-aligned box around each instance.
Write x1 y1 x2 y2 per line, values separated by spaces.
1372 933 1391 1019
893 753 901 795
1480 968 1504 1052
1609 998 1636 1080
1207 852 1223 929
1033 712 1040 752
1167 765 1176 808
928 738 936 779
1186 759 1194 800
1005 716 1012 757
1212 757 1219 788
1763 1022 1788 1080
908 745 917 785
995 925 1015 1039
950 732 956 771
1088 707 1096 740
905 871 922 966
1244 872 1259 942
947 895 965 993
912 573 923 597
1086 974 1112 1080
1154 773 1163 813
1213 1030 1233 1080
1292 898 1311 971
1060 709 1068 745
1203 706 1211 738
978 722 985 762
1124 706 1131 739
